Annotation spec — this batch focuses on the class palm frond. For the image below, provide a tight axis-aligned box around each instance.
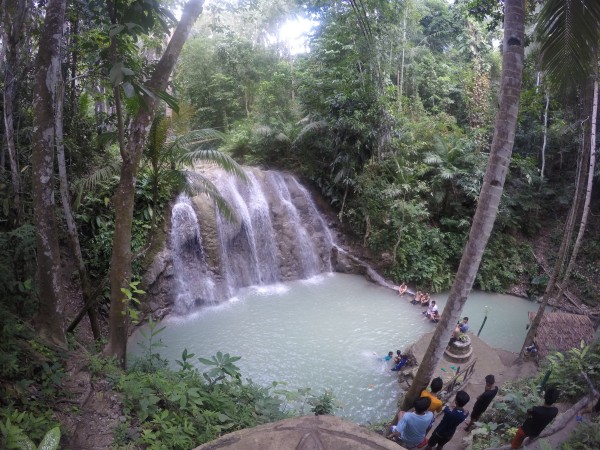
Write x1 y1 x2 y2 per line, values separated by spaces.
537 0 600 88
179 148 248 182
183 171 238 223
424 153 443 165
176 128 226 148
274 132 291 144
294 120 328 143
254 125 273 137
97 131 118 148
73 159 121 208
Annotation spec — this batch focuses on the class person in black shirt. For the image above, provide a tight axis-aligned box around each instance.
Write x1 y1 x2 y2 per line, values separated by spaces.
511 387 559 449
465 374 498 431
424 390 470 450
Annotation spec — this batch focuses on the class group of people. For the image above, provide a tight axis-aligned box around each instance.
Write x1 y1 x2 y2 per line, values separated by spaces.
383 350 411 372
387 374 561 449
397 283 440 323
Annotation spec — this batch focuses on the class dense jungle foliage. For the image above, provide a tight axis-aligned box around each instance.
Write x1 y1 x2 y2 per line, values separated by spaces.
1 0 599 448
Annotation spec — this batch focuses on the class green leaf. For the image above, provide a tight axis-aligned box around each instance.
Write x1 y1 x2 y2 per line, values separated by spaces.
38 427 61 450
123 82 135 98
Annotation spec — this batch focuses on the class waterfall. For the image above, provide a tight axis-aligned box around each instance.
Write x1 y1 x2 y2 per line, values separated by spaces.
170 194 216 313
168 167 335 313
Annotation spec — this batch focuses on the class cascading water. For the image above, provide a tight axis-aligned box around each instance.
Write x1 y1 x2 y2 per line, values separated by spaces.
170 194 216 313
167 167 335 313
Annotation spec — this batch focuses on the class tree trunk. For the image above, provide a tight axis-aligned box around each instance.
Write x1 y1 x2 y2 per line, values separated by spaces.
105 0 205 366
401 0 525 411
31 0 67 346
519 79 594 358
540 91 549 179
2 0 28 225
555 79 597 300
55 77 102 341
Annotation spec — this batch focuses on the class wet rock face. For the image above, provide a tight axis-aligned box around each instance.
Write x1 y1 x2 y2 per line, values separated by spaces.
143 167 339 315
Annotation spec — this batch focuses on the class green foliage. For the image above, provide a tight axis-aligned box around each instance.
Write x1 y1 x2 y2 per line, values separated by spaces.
543 343 600 402
128 316 168 374
476 236 532 292
198 351 242 386
308 390 339 416
118 348 289 449
0 420 60 450
561 415 600 450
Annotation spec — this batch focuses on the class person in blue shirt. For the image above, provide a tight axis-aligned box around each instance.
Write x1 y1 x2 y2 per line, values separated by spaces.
384 351 394 361
388 397 433 449
425 390 470 450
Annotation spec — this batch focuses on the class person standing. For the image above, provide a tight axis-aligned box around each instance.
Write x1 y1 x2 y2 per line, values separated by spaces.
425 390 470 450
511 387 559 449
420 377 444 413
465 374 498 431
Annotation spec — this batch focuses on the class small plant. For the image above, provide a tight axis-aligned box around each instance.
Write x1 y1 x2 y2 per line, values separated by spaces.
128 316 168 373
121 280 146 325
308 390 339 416
198 351 241 385
560 415 600 449
0 419 60 450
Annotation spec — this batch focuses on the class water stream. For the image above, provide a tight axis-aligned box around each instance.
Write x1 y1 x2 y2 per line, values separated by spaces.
130 273 538 424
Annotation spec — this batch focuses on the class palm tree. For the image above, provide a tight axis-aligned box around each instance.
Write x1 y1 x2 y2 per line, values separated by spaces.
143 114 247 228
401 0 525 411
520 0 600 357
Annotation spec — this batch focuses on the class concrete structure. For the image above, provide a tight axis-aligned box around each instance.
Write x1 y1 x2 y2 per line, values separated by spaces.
194 415 400 450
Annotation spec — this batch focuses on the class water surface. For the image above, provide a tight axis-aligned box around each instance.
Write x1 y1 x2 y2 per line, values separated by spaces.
130 273 538 424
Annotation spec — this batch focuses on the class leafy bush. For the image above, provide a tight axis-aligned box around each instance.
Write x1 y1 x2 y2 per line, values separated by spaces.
118 350 290 449
543 343 600 402
308 390 339 416
561 415 600 450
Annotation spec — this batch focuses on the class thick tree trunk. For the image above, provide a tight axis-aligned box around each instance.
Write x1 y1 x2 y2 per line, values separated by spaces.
105 0 205 365
55 78 102 340
31 0 67 346
401 0 525 411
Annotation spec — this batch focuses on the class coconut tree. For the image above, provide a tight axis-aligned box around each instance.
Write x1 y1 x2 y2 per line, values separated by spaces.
401 0 525 411
520 0 600 358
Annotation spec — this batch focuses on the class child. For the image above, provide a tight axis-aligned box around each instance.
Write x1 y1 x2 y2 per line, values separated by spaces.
425 390 470 450
465 374 498 431
384 351 394 361
511 387 559 449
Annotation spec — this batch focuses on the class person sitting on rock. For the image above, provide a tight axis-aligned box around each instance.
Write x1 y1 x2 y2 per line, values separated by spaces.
398 283 408 296
412 291 422 305
391 351 410 371
431 309 440 323
420 293 430 307
451 317 469 341
424 300 438 319
387 397 433 448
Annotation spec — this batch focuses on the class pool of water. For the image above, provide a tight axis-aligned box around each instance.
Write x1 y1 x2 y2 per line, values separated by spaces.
129 273 538 424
